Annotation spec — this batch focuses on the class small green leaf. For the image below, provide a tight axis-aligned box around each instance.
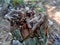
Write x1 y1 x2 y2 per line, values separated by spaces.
38 8 44 12
12 29 23 41
13 0 23 6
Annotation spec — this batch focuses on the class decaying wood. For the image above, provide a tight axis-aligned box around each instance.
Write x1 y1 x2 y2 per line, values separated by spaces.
5 8 48 40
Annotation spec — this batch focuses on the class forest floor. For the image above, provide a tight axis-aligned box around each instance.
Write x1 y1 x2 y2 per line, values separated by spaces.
45 0 60 45
0 0 60 45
